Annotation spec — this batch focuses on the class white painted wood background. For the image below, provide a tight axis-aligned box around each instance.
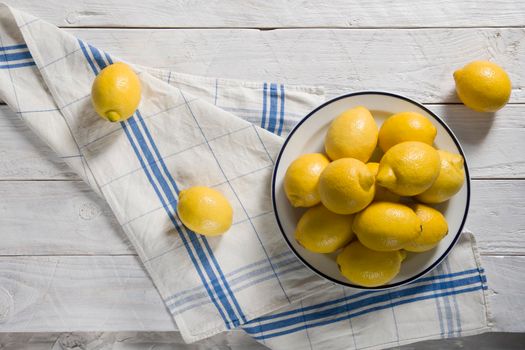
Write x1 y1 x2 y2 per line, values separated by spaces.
1 1 524 349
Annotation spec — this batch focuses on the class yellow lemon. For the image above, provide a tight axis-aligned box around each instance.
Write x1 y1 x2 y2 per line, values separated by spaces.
378 112 437 152
404 204 448 252
177 186 233 236
324 106 378 162
416 150 465 204
319 158 375 215
453 61 511 112
337 241 405 287
353 202 422 251
377 141 441 196
91 62 141 122
366 162 401 202
284 153 330 207
295 205 354 253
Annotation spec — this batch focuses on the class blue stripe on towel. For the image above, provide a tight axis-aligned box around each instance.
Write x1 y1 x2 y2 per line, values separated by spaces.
0 61 35 69
0 43 34 69
0 50 32 62
78 39 245 328
120 120 231 328
81 42 246 326
267 83 278 133
244 271 486 340
277 84 285 136
0 43 28 51
253 285 486 341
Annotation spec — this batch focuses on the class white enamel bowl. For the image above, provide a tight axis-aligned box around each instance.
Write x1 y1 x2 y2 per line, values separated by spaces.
272 91 470 290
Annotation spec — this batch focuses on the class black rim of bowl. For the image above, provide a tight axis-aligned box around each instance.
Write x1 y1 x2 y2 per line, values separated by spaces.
271 91 471 290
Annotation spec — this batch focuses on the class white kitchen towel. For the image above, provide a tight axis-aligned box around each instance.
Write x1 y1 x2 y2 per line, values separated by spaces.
0 4 492 348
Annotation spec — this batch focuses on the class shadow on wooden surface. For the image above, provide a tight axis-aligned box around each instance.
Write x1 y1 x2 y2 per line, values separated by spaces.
0 331 524 350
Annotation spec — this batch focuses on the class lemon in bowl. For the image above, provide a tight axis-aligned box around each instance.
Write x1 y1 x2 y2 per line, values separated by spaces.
272 91 470 289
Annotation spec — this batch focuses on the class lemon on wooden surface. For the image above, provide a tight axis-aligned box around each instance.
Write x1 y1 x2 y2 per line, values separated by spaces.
404 204 448 252
453 60 511 112
377 141 441 196
378 112 437 152
336 241 405 287
295 205 354 254
91 62 141 122
324 106 378 162
416 150 465 204
177 186 233 236
284 153 330 207
319 158 375 215
366 162 401 203
353 202 422 251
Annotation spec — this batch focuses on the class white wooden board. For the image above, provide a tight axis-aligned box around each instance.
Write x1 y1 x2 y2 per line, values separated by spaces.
1 104 524 180
59 28 524 102
4 0 525 28
0 255 521 334
0 180 523 256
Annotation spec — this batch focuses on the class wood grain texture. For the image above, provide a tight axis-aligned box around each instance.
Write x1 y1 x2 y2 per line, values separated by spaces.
2 104 524 181
0 180 523 256
0 331 265 350
61 28 525 102
0 107 77 180
0 181 132 255
0 255 521 333
4 0 525 28
0 255 175 332
1 331 524 350
483 256 525 332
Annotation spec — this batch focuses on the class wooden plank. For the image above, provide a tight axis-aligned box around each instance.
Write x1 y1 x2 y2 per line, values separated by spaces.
0 179 523 256
0 331 265 350
483 256 525 332
0 255 521 333
0 255 176 332
467 181 525 255
0 331 524 350
0 180 133 255
435 105 525 178
61 28 525 103
1 103 524 182
5 0 525 28
0 106 79 180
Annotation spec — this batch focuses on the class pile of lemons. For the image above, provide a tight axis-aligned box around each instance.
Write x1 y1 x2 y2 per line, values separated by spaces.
284 107 465 287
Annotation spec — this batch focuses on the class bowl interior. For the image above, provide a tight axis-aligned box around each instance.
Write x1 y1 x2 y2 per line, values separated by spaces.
272 92 470 289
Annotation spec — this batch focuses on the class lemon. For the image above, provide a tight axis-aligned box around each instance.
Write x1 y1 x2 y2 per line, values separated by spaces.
91 62 142 122
324 106 378 162
319 158 375 215
337 241 405 287
353 202 422 251
366 162 401 202
416 150 465 204
454 61 511 112
177 186 233 236
378 112 437 152
284 153 330 207
377 141 441 196
295 205 354 253
404 204 448 252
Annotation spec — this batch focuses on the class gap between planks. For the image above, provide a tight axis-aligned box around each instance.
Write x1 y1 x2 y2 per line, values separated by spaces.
54 25 525 30
0 178 523 182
